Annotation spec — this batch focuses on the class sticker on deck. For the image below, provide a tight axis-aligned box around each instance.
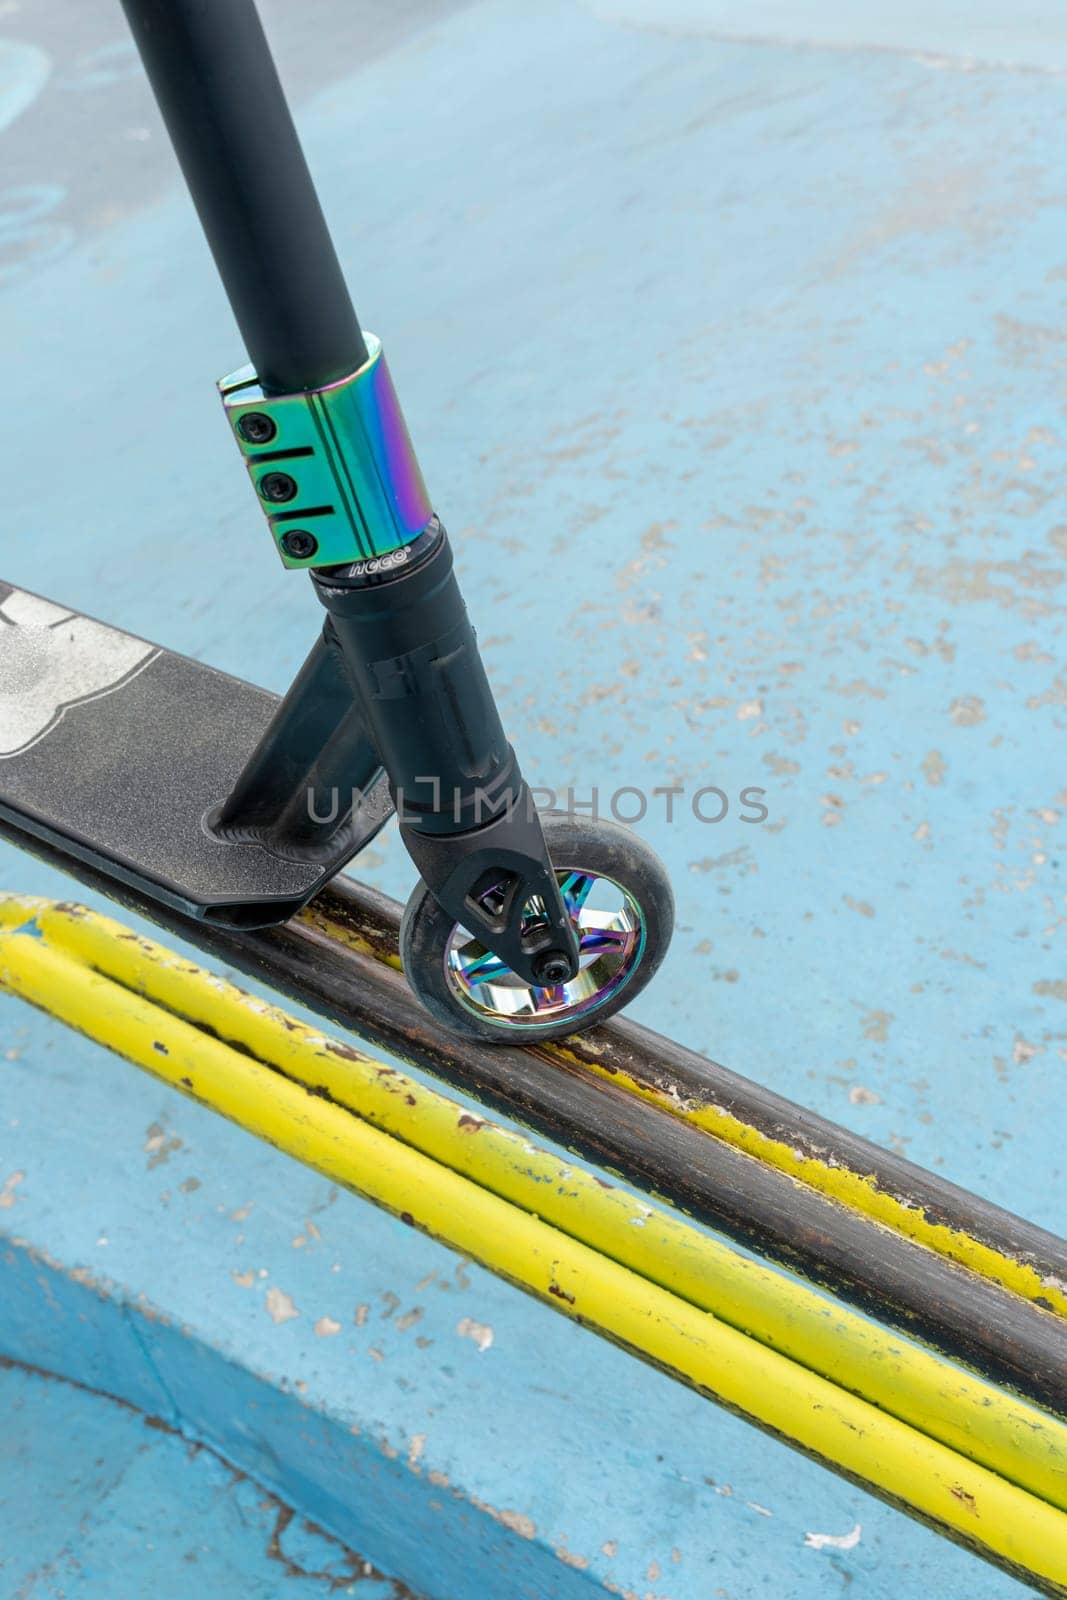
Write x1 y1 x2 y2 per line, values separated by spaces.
0 587 158 758
0 581 391 923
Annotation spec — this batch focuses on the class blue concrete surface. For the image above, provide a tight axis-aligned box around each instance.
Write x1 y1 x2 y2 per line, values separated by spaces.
0 0 1063 1595
0 1361 408 1597
590 0 1067 72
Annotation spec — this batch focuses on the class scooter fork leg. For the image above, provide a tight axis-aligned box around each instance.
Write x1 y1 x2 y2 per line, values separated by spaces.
314 526 581 989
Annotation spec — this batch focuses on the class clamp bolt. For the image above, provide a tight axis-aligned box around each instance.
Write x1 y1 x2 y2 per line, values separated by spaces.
236 411 276 444
260 470 298 503
280 529 319 560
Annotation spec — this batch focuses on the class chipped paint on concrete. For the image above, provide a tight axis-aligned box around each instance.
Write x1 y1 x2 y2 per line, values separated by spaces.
265 1287 299 1326
1 1357 416 1599
465 1497 537 1543
455 1317 494 1353
848 1085 882 1106
143 1121 182 1169
804 1522 863 1552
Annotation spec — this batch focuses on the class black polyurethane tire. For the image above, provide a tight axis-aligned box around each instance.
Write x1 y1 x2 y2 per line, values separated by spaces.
398 810 674 1044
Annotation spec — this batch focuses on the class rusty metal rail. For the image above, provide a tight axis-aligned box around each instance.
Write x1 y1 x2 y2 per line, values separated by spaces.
2 813 1065 1415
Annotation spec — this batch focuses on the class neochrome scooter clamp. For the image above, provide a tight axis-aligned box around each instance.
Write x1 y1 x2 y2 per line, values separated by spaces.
219 332 433 571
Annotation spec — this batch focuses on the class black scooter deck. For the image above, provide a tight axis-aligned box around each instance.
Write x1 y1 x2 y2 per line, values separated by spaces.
0 583 391 926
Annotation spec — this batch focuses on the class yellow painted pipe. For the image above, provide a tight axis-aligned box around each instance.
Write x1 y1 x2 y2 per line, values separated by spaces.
29 899 1067 1511
299 890 1067 1320
5 897 1067 1509
0 900 1065 1591
551 1027 1067 1320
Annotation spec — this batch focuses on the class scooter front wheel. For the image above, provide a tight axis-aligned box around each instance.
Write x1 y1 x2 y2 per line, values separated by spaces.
399 812 674 1042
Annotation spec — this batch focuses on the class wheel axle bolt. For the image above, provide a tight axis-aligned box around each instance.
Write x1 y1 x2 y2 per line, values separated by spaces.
260 470 298 502
237 411 276 445
281 529 318 560
533 950 572 986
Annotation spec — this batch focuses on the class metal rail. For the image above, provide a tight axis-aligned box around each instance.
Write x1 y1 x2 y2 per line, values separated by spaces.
1 812 1065 1413
1 895 1065 1595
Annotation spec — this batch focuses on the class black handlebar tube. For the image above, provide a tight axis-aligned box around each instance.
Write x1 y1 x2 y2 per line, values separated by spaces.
119 0 367 394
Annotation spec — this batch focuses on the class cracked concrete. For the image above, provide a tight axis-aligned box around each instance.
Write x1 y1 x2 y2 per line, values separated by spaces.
0 1357 415 1599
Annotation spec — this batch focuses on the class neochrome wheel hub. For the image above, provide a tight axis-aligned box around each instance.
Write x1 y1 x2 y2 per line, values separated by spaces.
444 868 646 1030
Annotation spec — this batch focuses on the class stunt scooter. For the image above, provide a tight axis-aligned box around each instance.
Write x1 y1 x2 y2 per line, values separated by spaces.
0 0 673 1042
